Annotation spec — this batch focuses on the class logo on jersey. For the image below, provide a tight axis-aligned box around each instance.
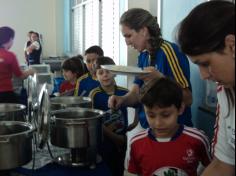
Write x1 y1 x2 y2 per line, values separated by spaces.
182 148 196 164
152 167 188 176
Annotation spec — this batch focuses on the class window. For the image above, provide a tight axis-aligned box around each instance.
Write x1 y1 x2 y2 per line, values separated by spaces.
71 0 126 65
71 0 99 54
72 4 83 54
100 0 120 64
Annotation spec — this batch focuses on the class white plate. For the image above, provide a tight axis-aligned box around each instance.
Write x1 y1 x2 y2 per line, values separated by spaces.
101 65 150 76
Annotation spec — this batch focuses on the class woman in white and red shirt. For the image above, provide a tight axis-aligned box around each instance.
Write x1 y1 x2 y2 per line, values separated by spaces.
177 1 235 176
0 26 35 103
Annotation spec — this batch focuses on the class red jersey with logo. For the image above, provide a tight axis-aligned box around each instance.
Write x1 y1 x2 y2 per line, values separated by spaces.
128 126 211 176
59 81 76 94
0 48 23 92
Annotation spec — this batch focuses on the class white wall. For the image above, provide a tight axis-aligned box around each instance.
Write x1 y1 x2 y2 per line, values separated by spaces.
0 0 65 64
161 0 206 42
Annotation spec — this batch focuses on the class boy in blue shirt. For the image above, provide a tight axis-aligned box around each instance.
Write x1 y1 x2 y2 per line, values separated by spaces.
74 45 104 97
89 57 129 176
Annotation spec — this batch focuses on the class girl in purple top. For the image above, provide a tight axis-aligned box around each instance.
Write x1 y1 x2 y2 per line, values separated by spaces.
0 26 35 103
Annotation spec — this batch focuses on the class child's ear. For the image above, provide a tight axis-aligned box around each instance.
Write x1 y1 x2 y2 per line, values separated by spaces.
225 34 235 58
178 103 185 116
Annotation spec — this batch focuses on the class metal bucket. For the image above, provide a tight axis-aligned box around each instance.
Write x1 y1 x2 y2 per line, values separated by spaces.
0 104 27 121
50 97 92 111
0 121 34 170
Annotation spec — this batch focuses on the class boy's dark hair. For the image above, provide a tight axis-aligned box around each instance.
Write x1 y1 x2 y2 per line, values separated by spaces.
0 26 15 46
95 56 115 70
140 78 183 109
62 55 87 78
85 45 104 56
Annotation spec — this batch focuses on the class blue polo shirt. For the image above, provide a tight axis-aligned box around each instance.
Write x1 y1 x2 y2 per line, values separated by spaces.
90 86 129 134
135 40 193 128
74 73 100 97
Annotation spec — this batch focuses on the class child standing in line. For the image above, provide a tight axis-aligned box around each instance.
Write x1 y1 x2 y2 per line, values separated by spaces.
90 56 135 176
59 55 87 96
74 45 104 97
128 78 211 176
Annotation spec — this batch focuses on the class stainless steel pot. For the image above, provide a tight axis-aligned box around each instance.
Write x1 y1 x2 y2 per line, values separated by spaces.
50 97 92 111
37 88 104 167
50 108 103 149
0 104 27 121
0 121 34 170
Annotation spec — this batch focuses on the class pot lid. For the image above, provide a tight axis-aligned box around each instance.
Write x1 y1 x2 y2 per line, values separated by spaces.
0 104 26 112
28 74 38 105
37 83 51 149
0 121 34 137
51 108 104 122
50 96 91 105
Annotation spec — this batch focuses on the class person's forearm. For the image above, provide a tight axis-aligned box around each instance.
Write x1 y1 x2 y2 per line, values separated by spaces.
122 85 140 107
20 70 33 80
201 158 235 176
123 90 139 107
20 72 29 79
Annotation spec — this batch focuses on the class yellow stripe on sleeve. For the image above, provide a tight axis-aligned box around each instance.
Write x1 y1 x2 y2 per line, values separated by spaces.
116 86 129 92
74 73 89 96
161 43 189 88
74 79 80 96
89 88 102 108
165 42 189 87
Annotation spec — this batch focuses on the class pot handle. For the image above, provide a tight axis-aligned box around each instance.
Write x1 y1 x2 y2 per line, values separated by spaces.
0 138 9 143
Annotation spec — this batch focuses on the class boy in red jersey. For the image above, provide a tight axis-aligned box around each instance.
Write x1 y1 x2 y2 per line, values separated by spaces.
128 78 211 176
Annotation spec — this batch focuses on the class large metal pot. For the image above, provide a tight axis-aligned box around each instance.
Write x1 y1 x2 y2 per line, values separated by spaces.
0 121 34 170
50 108 103 149
0 104 26 121
37 87 103 167
50 97 92 111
